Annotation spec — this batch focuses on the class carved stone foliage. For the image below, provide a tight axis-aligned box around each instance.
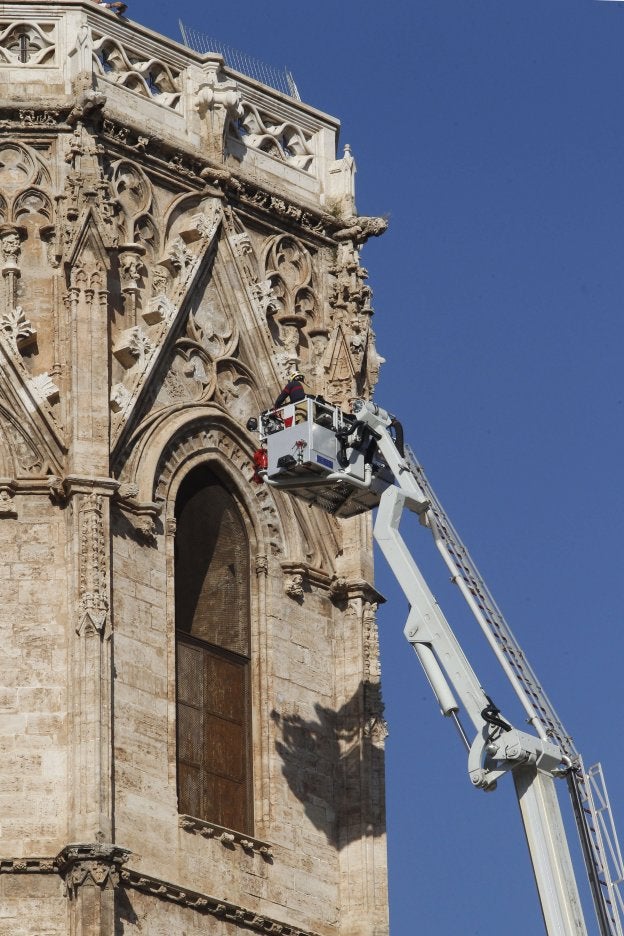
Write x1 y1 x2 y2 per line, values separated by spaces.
110 200 224 444
0 21 55 65
92 31 181 110
215 360 261 423
179 815 273 858
261 234 318 368
122 866 318 936
77 493 109 637
231 102 314 172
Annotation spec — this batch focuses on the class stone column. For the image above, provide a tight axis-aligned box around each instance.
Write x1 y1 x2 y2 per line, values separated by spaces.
65 479 118 845
57 844 131 936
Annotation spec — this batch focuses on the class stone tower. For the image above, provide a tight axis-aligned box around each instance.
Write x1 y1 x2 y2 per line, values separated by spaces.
0 3 388 934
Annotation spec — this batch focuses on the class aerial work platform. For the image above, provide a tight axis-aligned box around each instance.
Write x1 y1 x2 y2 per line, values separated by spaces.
257 396 393 517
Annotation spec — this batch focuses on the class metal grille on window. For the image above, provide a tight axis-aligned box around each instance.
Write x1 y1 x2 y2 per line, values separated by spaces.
175 466 252 833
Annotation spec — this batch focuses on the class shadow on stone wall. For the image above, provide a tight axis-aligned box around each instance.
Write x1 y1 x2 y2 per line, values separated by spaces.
270 682 386 850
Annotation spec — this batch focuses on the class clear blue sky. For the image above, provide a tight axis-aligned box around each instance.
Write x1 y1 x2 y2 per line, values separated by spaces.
130 1 624 932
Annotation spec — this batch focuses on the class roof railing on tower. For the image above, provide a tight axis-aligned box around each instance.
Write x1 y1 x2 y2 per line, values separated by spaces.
178 21 301 101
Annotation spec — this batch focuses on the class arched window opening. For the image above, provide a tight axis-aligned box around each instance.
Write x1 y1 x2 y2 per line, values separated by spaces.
175 465 252 833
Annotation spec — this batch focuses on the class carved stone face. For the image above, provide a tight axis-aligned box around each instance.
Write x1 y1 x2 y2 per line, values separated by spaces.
0 231 21 260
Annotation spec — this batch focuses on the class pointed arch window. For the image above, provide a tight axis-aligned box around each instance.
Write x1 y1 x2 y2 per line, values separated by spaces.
175 466 252 833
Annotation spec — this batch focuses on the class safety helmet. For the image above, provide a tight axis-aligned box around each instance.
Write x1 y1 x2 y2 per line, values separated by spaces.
290 371 304 382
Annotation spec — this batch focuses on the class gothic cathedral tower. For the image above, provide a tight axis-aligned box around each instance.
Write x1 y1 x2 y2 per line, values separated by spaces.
0 4 388 934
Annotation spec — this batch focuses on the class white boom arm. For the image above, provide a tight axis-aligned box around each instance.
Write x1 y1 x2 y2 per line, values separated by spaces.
257 395 624 936
359 405 587 936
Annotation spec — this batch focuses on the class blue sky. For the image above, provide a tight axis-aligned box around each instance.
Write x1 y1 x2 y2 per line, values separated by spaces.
130 1 624 931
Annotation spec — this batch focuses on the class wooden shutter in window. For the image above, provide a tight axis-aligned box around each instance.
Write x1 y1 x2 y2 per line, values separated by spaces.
175 467 252 833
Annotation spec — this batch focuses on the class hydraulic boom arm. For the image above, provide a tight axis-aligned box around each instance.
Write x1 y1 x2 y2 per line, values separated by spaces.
256 395 624 936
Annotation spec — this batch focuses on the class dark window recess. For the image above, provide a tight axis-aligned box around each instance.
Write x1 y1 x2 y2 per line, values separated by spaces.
146 71 160 95
175 466 252 833
99 49 114 73
19 34 29 64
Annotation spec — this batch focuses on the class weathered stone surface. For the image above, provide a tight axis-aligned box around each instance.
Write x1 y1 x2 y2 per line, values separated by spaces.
0 4 388 934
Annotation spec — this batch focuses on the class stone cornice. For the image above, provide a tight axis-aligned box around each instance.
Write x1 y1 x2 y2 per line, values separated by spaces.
0 107 385 246
178 815 273 859
345 578 386 606
121 866 322 936
0 848 323 936
0 857 56 873
96 115 384 247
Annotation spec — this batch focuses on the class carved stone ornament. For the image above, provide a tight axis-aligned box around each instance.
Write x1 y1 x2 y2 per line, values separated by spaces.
255 554 269 576
0 306 36 354
284 572 304 601
92 31 182 110
0 481 17 518
0 23 55 66
67 89 106 128
56 843 131 896
121 866 317 936
334 214 388 245
0 225 24 268
262 234 318 368
329 575 349 602
195 62 243 162
178 816 273 859
77 494 109 636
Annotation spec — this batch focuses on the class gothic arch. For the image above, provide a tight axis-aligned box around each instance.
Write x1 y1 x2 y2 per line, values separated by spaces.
116 406 284 557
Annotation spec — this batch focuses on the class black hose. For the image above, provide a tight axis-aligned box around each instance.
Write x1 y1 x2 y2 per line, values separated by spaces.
391 418 405 457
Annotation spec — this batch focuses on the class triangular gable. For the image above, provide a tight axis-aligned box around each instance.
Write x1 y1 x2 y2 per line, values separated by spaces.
0 335 66 476
112 210 293 469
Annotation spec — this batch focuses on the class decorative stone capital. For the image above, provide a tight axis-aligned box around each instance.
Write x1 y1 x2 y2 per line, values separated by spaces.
118 244 146 294
56 843 131 896
0 224 26 271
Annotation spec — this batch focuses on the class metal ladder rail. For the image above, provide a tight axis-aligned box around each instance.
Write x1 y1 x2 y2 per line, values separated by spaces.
403 446 624 936
404 446 576 756
585 763 624 917
568 761 624 936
